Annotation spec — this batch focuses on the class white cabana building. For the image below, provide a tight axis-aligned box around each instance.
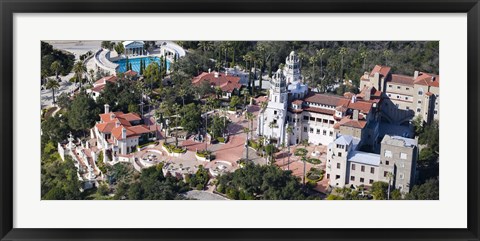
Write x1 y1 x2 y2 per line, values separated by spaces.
122 41 145 56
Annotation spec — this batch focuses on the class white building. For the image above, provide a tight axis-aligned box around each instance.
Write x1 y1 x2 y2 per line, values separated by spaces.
93 104 156 162
258 69 288 145
258 50 381 148
284 51 308 99
122 41 146 56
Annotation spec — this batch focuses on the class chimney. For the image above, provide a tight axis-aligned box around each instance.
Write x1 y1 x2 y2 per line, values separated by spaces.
225 70 228 76
104 104 110 114
214 72 219 78
351 95 357 103
414 71 419 79
363 71 369 79
208 68 211 73
116 120 121 127
353 110 359 121
374 72 381 90
121 127 127 139
365 87 372 101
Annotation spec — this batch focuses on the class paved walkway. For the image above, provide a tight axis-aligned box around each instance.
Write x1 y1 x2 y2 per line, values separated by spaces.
182 190 228 200
41 75 78 109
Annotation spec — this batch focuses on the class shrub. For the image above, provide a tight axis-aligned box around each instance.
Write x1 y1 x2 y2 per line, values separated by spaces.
306 168 324 182
196 184 204 190
216 136 226 143
97 183 110 196
162 142 186 154
216 184 225 194
195 150 212 158
226 188 239 199
306 158 321 164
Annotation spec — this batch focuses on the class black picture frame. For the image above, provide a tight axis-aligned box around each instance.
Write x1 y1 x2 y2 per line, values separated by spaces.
1 0 479 240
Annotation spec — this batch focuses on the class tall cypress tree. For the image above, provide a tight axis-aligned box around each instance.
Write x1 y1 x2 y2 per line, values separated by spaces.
164 56 168 71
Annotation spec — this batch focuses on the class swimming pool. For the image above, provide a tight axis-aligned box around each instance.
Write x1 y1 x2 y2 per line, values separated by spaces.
114 56 171 73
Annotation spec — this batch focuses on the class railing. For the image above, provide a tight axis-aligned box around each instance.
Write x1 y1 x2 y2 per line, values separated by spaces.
94 48 118 73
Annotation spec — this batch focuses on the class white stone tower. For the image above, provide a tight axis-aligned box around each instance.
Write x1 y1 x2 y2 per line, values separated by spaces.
284 51 308 99
284 51 302 83
258 69 288 146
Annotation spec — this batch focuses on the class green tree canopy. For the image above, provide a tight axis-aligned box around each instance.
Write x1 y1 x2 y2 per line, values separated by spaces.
180 103 202 133
216 163 318 200
67 91 100 135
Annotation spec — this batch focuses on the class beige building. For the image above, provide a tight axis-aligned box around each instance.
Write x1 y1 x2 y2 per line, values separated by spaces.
361 65 439 124
326 134 418 194
378 135 418 193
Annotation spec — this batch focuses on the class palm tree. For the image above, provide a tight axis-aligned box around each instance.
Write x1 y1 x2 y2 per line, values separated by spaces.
286 125 293 170
179 88 187 107
309 55 318 85
73 61 87 87
45 78 60 104
172 103 180 147
383 49 393 66
243 127 250 161
339 47 348 82
201 104 211 153
245 111 254 139
197 41 213 54
241 88 250 107
260 100 268 111
317 48 326 80
88 69 95 83
198 41 213 66
41 69 49 86
386 171 395 200
279 142 286 168
50 60 62 80
214 86 222 100
360 49 369 71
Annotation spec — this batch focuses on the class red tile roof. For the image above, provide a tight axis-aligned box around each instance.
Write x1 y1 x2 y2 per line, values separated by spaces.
96 122 115 133
334 116 367 129
94 75 117 87
124 70 138 77
303 106 335 115
120 112 142 122
391 74 415 86
292 99 303 105
337 98 373 114
288 108 303 113
128 125 152 135
99 112 124 123
91 84 106 93
370 65 391 78
111 126 135 140
96 110 153 140
414 72 439 87
192 72 242 93
303 93 343 106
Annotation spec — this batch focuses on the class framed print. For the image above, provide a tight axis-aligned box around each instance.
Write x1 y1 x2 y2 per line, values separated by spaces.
1 0 479 240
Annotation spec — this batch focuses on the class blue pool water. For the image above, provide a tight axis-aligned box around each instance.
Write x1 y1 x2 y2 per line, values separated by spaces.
115 56 171 73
